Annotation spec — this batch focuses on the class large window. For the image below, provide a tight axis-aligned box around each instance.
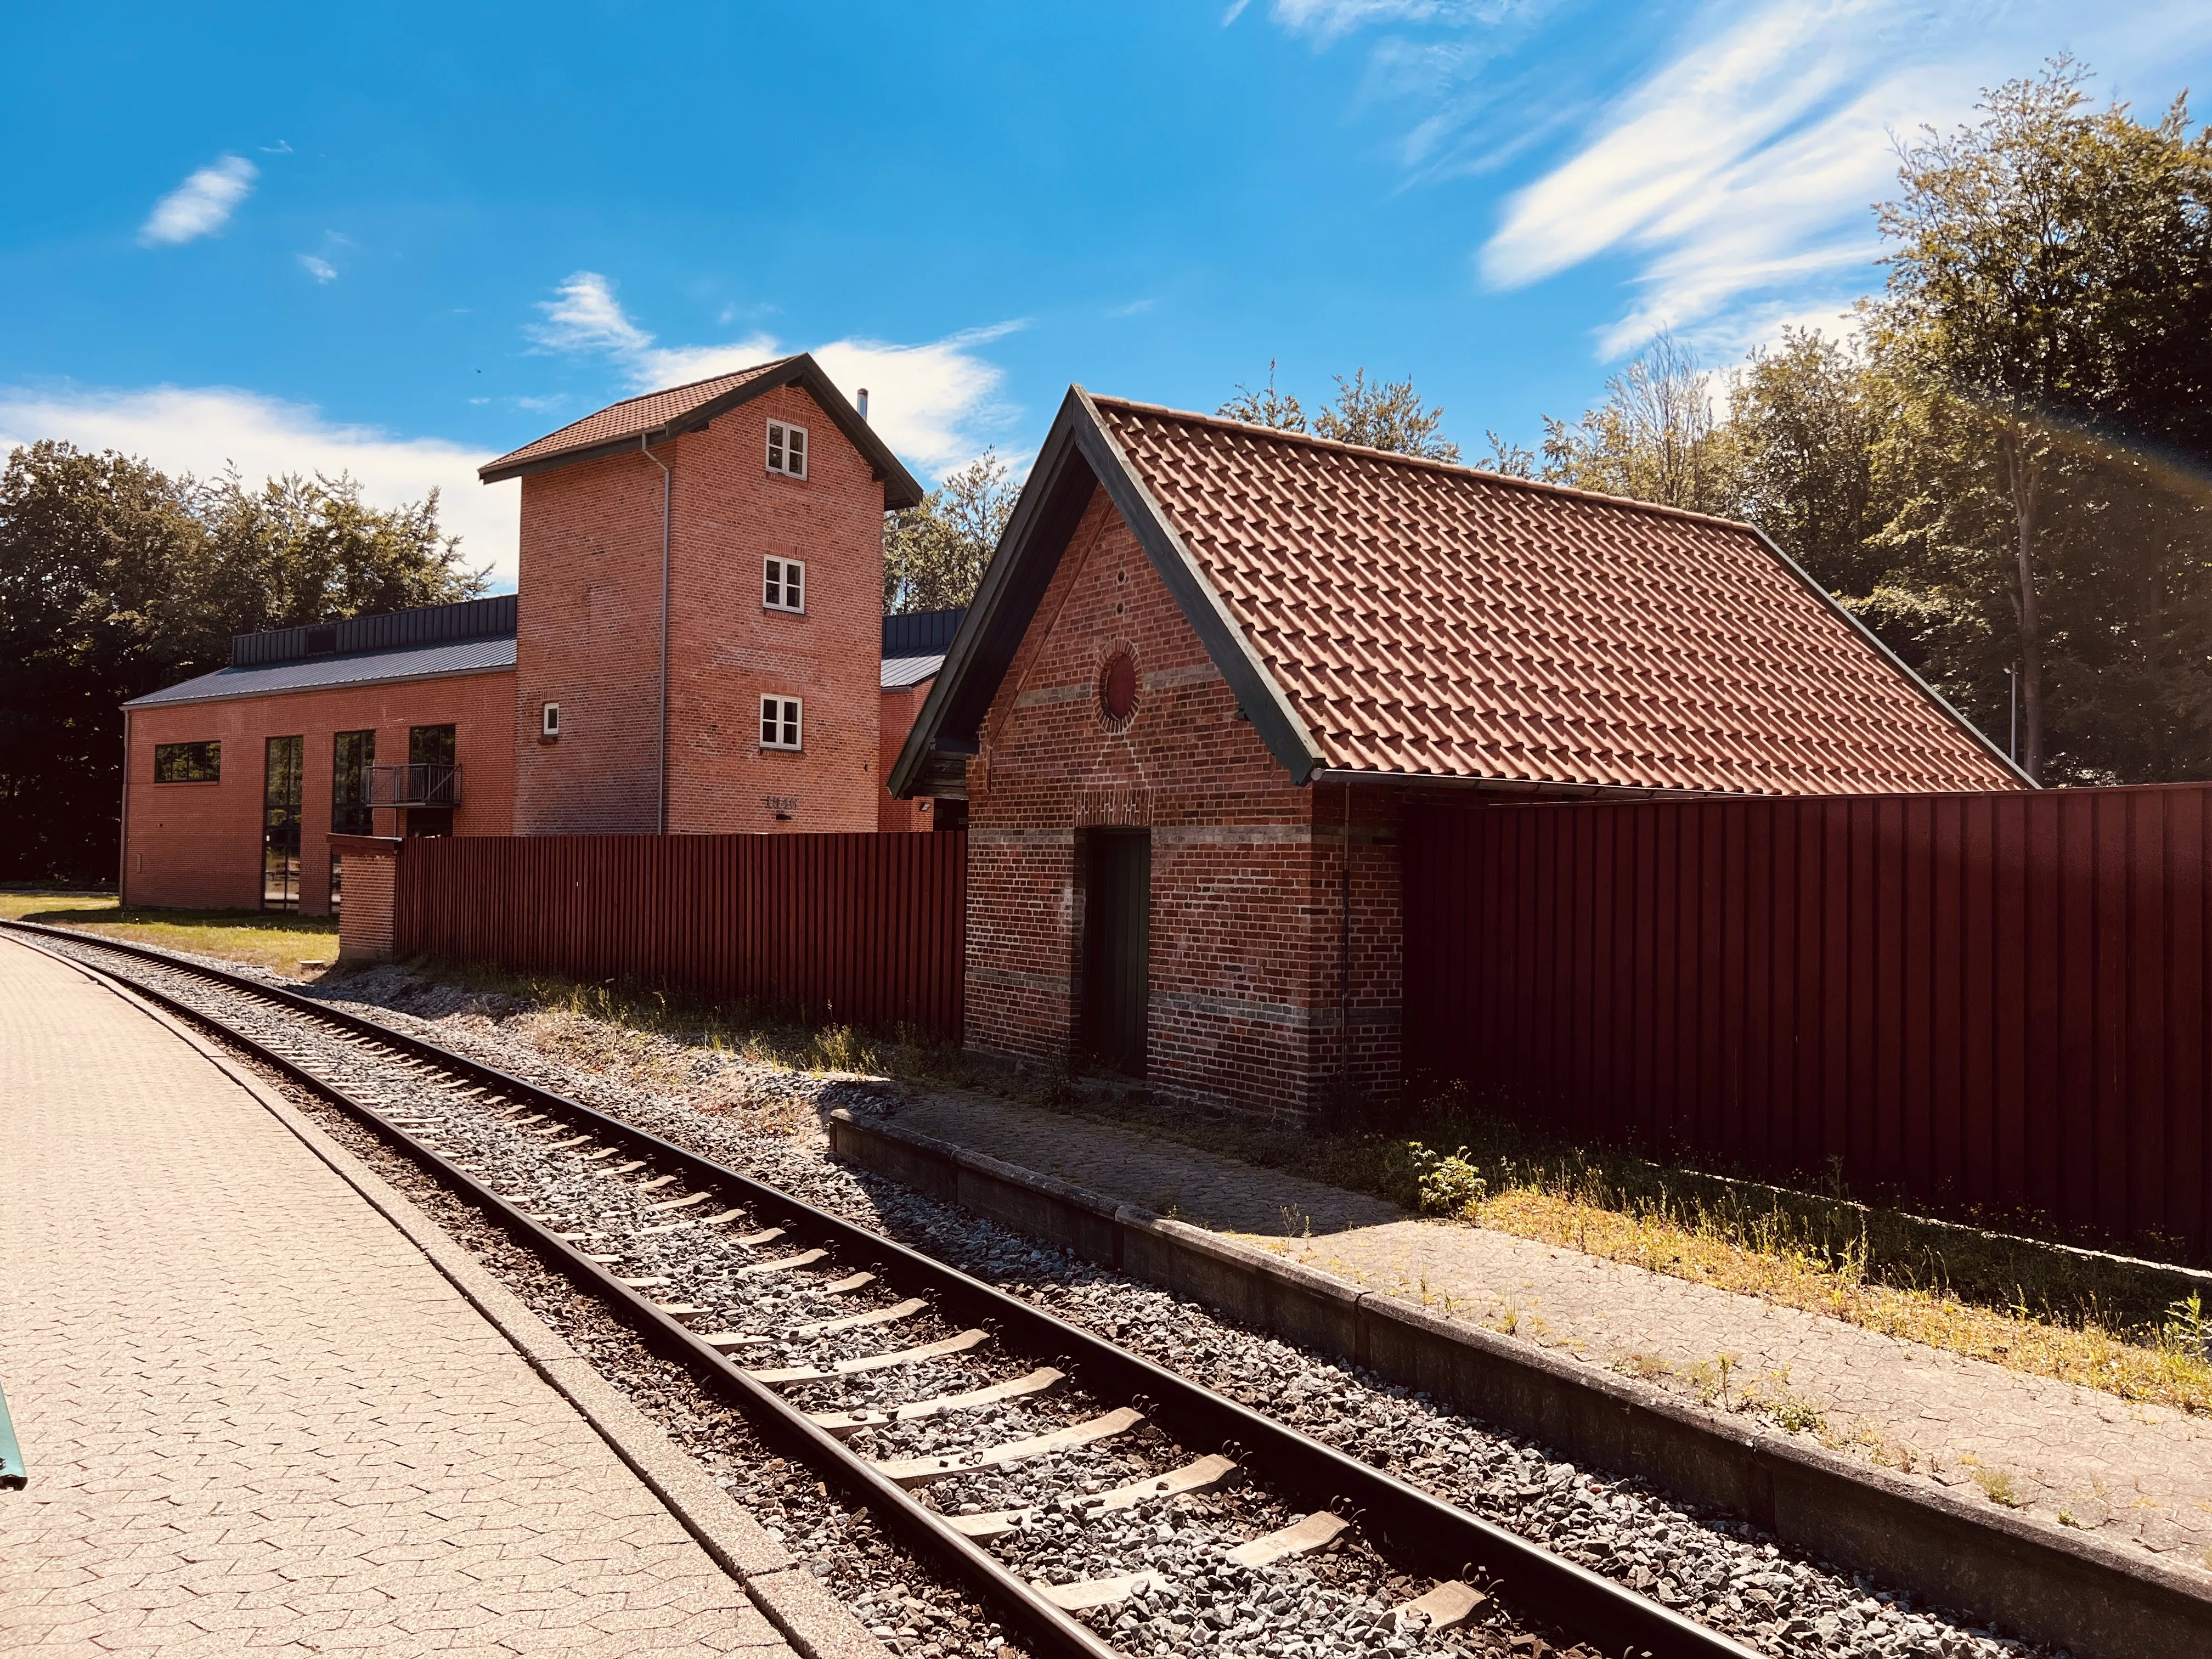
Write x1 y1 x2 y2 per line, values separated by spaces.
262 735 304 911
765 419 807 479
409 724 456 768
407 725 457 837
759 696 803 751
332 730 374 836
154 741 221 783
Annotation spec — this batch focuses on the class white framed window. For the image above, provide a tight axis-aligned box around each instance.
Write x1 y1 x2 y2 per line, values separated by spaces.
766 419 808 479
540 702 561 739
764 556 805 613
760 695 803 751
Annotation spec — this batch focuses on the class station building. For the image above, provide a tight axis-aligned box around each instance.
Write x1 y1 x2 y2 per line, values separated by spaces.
120 354 934 914
889 389 2029 1116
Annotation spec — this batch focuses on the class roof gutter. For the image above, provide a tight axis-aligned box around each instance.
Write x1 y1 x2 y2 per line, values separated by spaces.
641 435 673 834
1305 769 1708 802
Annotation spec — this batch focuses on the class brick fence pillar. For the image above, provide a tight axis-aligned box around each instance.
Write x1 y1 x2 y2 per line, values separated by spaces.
330 835 402 962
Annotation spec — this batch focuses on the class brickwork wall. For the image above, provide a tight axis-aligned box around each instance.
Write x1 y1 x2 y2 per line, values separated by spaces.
963 484 1404 1116
878 681 940 832
336 852 396 960
512 383 883 837
123 671 516 915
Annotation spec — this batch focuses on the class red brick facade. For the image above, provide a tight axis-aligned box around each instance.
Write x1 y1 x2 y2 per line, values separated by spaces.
963 486 1404 1115
512 382 883 837
122 670 517 916
878 681 937 832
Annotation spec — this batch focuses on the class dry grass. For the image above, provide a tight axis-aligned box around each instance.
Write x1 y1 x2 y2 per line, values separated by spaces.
1464 1181 2212 1413
1 889 340 979
943 1075 2212 1416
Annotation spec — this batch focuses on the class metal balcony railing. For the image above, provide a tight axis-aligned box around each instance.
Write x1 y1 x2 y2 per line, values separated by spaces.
369 763 462 808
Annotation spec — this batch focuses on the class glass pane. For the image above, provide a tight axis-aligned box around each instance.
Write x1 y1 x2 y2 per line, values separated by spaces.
761 702 777 744
783 708 799 747
768 426 783 469
787 427 805 473
787 563 802 607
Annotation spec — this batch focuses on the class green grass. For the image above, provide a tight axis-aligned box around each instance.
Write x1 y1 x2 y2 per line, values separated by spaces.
0 888 340 979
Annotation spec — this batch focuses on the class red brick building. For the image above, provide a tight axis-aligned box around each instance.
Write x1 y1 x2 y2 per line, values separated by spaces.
890 390 2028 1117
877 608 965 833
122 599 519 915
480 356 922 837
123 355 924 913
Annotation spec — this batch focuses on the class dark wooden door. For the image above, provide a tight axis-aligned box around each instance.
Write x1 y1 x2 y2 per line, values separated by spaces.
1082 830 1151 1076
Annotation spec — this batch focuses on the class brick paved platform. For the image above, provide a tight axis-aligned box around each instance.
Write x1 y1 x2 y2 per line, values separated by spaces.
888 1088 2212 1571
0 937 788 1658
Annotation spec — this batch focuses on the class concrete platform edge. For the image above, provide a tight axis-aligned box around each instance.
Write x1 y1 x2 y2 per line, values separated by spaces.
827 1104 2212 1659
11 934 883 1659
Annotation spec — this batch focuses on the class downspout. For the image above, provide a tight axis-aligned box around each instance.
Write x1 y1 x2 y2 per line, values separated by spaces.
118 706 133 905
640 434 672 834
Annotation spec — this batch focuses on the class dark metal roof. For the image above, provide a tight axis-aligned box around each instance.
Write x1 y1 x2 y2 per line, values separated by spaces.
232 595 517 667
477 353 926 509
127 635 516 709
882 607 967 657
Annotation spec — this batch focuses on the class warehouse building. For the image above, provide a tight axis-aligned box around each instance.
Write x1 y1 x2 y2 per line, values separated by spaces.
120 354 931 913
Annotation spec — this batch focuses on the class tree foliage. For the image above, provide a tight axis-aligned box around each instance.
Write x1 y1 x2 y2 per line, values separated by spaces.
0 441 486 883
1221 364 1459 460
1527 63 2212 785
883 448 1020 614
1539 332 1736 515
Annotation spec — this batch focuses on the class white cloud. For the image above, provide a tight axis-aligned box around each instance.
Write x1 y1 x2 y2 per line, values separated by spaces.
297 253 337 283
1479 0 2212 356
139 154 258 246
525 270 1019 478
1262 0 2212 359
529 270 654 355
0 385 518 589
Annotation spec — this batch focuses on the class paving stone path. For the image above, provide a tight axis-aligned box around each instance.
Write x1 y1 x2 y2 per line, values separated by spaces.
890 1088 2212 1572
0 938 785 1658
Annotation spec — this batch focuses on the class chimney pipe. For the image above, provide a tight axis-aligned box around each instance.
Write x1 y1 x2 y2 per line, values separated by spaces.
857 388 870 422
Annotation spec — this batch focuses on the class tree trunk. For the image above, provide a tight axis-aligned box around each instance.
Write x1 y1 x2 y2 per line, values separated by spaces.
2003 427 2046 781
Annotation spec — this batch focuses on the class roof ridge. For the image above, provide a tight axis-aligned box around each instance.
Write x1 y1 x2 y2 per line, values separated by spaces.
1084 392 1765 538
562 357 795 420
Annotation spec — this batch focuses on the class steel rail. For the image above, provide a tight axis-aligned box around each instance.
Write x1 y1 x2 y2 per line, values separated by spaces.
7 919 1757 1659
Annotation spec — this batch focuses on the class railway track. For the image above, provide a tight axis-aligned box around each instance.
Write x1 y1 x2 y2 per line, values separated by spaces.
8 921 1764 1659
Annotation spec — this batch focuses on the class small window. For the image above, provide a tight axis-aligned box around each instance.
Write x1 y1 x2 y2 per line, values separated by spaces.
764 557 805 613
154 740 221 783
766 419 808 479
541 702 561 739
760 695 803 751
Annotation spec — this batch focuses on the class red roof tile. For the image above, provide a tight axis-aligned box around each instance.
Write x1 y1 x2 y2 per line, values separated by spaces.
1091 398 2021 796
481 359 794 477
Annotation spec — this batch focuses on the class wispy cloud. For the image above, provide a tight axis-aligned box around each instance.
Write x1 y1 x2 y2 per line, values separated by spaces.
297 253 337 283
0 383 517 586
525 271 1021 477
529 270 656 356
1260 0 2212 359
139 154 258 246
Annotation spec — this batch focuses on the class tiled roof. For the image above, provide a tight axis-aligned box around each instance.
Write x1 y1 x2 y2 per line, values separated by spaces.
1091 398 2020 796
481 360 794 478
882 653 946 693
126 636 516 709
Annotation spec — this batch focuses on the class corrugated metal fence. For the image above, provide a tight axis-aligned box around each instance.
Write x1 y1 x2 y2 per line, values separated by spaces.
394 832 966 1039
1404 785 2212 1260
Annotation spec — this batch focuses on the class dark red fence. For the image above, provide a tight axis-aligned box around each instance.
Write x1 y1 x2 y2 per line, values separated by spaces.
395 832 966 1039
1404 785 2212 1260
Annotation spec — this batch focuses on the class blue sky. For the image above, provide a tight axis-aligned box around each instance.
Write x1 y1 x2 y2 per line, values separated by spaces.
5 1 2209 588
